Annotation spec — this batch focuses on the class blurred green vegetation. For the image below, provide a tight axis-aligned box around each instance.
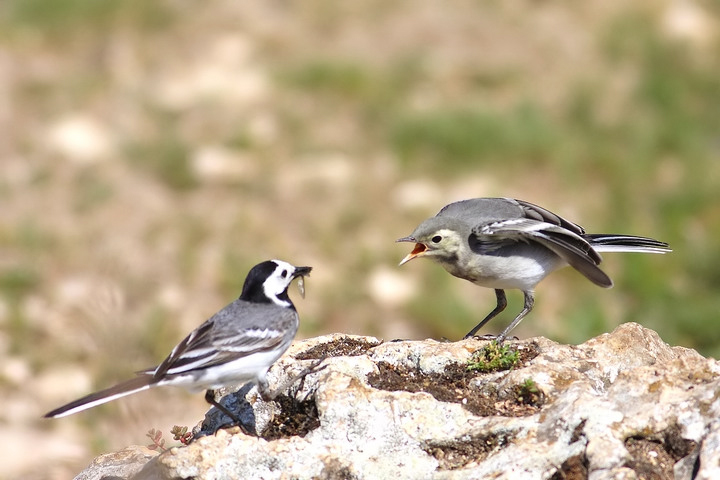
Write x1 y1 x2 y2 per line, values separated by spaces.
391 104 558 171
127 137 197 191
0 267 41 355
2 3 720 475
0 0 174 36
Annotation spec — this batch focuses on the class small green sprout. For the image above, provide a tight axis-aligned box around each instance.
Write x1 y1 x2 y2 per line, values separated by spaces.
515 378 543 405
520 378 538 393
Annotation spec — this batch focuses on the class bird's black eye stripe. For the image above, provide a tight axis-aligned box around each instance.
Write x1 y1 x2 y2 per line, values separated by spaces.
431 235 442 243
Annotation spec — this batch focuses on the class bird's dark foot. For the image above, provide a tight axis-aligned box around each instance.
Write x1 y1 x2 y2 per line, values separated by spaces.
204 390 254 435
260 357 329 402
463 333 498 341
292 357 328 395
492 334 520 344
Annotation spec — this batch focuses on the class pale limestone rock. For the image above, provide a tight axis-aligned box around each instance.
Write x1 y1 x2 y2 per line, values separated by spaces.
73 324 719 479
75 446 158 480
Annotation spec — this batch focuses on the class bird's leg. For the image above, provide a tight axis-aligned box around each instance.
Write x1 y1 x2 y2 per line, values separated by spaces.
464 289 508 339
495 290 535 344
256 376 274 401
257 357 328 401
204 389 243 424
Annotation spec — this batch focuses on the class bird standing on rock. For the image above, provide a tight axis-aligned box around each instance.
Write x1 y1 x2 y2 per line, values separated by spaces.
397 198 671 342
45 260 316 422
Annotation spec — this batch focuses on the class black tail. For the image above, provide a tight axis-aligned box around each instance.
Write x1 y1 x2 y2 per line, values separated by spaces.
585 234 671 254
44 375 154 418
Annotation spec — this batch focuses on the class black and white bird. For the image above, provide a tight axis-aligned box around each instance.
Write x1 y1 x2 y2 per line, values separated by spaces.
45 260 312 420
397 198 671 342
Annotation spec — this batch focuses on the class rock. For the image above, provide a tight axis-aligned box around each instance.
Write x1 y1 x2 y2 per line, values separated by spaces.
74 324 720 479
75 446 158 480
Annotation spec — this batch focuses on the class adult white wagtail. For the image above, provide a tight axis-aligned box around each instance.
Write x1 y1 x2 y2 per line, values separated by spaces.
397 198 671 342
44 260 313 421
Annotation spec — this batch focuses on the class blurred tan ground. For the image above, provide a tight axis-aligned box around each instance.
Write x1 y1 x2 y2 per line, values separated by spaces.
0 1 717 478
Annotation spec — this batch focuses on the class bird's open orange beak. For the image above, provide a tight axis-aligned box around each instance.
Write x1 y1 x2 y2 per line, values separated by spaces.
397 236 428 266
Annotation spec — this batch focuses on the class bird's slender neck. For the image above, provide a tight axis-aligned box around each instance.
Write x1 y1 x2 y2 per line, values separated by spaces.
263 286 293 309
240 282 294 309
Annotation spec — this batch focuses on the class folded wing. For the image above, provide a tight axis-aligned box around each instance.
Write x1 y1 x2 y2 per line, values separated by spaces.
473 218 613 288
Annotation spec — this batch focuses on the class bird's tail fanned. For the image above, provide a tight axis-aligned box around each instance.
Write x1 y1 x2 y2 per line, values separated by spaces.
586 234 671 254
44 375 154 418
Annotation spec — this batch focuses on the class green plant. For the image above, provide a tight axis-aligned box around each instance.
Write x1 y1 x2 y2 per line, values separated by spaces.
467 341 520 372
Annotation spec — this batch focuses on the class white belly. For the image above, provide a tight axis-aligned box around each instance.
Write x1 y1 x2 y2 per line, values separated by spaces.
440 249 566 291
158 348 286 392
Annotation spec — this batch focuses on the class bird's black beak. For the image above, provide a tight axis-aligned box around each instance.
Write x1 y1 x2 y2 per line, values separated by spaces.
292 266 312 278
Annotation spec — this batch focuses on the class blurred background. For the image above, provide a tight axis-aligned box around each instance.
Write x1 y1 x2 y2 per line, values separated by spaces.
1 0 719 478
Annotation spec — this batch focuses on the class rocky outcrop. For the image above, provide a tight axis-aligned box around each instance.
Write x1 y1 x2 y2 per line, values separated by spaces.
75 323 720 479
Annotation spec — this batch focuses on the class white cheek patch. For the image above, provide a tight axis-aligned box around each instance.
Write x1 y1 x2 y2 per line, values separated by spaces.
263 277 291 307
262 261 296 307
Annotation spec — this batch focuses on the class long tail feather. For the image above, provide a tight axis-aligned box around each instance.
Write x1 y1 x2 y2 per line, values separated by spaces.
44 375 154 418
586 234 671 254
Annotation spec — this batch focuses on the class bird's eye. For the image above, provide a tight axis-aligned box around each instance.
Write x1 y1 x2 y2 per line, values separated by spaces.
280 270 288 278
431 235 442 243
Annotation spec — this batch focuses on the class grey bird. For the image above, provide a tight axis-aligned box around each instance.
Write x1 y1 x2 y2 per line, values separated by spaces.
44 260 314 420
397 198 671 342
